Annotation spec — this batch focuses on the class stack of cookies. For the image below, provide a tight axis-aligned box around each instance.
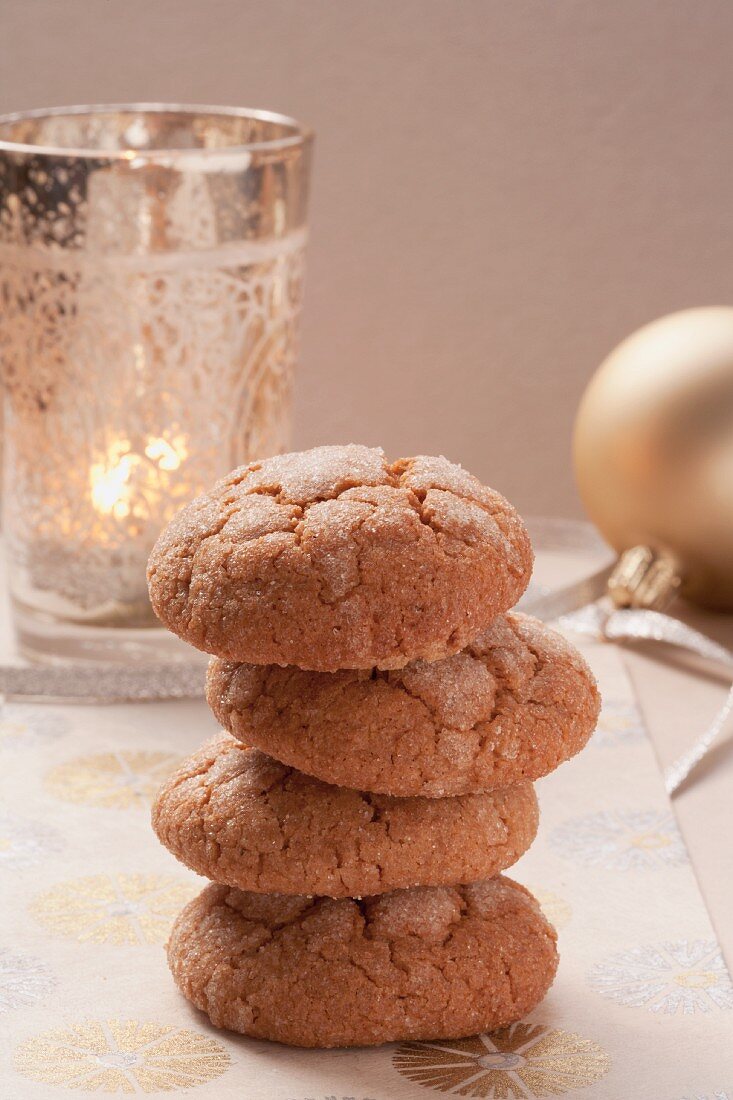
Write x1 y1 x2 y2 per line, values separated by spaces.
148 444 599 1049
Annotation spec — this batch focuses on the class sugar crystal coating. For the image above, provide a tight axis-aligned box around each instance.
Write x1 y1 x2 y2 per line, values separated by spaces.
167 876 559 1048
208 611 600 796
147 445 532 670
152 734 539 897
147 445 580 1049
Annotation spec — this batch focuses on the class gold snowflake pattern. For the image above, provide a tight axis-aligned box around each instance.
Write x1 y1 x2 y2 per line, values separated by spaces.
14 1018 231 1093
550 809 688 871
589 939 733 1014
45 751 180 809
592 699 646 748
0 948 56 1012
528 889 572 930
0 812 64 870
30 873 198 946
393 1024 610 1097
0 703 68 749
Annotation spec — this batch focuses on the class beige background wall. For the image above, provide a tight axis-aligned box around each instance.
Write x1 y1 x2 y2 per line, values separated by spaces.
2 0 732 516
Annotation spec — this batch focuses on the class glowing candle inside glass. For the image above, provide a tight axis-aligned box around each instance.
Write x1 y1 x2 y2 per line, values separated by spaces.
90 435 188 524
0 103 312 663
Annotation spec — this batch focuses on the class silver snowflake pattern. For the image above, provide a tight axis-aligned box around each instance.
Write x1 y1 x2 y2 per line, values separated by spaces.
589 939 733 1014
0 704 69 750
0 812 65 871
677 1093 731 1100
592 699 646 748
550 809 688 871
0 948 56 1012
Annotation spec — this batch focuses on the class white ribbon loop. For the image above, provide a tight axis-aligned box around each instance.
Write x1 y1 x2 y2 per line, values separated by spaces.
555 601 733 795
600 608 733 794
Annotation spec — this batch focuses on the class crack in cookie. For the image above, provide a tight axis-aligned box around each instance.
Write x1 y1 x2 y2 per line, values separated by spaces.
147 445 532 670
152 734 539 897
207 612 600 797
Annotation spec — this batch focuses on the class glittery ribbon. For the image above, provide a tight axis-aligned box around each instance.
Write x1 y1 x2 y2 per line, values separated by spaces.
0 661 204 703
524 575 733 795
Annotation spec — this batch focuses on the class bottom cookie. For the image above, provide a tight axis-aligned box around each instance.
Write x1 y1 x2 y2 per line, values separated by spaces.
167 876 558 1048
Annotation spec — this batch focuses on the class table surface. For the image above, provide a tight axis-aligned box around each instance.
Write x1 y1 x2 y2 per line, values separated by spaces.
1 528 732 1100
530 532 733 976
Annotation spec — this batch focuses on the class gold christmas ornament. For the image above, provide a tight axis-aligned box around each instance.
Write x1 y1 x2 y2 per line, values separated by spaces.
573 307 733 611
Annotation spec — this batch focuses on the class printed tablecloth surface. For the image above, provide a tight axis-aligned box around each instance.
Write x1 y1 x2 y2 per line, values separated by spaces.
1 552 731 1098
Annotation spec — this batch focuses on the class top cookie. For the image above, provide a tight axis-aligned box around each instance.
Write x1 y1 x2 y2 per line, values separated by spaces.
147 445 532 670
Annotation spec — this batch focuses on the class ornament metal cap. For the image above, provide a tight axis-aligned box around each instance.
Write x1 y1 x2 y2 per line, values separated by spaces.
606 546 682 611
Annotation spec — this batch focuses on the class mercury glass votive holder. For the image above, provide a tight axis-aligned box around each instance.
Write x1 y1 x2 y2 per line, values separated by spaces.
0 104 312 664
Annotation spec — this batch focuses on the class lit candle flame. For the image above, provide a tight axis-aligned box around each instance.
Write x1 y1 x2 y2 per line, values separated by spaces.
144 437 185 472
90 434 188 519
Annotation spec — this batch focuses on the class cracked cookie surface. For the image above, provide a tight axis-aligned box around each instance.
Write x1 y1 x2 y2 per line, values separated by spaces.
147 444 532 670
167 876 558 1047
208 612 600 797
152 734 538 896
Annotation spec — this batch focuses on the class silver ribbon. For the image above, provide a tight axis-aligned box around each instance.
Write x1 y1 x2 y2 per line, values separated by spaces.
524 576 733 795
0 661 204 703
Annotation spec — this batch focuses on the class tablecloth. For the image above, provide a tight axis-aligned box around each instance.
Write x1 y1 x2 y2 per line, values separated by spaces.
1 530 731 1098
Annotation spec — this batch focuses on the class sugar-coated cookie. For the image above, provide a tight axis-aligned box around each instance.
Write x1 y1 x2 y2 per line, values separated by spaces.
152 734 538 896
167 876 558 1048
208 612 599 797
147 445 532 671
